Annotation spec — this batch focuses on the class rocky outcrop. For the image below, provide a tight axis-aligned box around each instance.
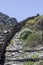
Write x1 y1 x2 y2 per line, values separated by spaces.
2 14 43 65
0 13 43 65
0 12 27 64
0 13 17 61
4 31 43 65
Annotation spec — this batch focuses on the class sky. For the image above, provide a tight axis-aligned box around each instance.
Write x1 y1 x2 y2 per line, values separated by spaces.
0 0 43 22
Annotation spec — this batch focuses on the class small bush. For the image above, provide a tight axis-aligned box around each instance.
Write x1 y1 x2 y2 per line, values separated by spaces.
24 31 42 47
31 54 39 59
27 19 35 25
24 61 34 65
39 61 43 65
19 28 33 40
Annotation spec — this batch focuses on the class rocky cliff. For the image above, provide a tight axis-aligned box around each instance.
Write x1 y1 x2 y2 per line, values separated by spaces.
0 12 26 64
0 13 43 65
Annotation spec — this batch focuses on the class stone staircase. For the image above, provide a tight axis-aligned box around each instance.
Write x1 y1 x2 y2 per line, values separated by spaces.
0 19 27 65
3 32 43 65
0 13 43 65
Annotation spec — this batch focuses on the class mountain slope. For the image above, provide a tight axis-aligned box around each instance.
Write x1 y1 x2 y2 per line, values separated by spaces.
0 12 27 65
4 14 43 65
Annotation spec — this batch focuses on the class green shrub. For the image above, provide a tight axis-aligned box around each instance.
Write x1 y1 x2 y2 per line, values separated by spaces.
24 61 34 65
39 61 43 65
19 28 34 40
24 31 42 47
31 54 39 59
26 19 35 25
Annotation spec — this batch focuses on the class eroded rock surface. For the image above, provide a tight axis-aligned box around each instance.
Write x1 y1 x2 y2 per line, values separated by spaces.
4 31 43 65
0 13 43 65
0 12 27 65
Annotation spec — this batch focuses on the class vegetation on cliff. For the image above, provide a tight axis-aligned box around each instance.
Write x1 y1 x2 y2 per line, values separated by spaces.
19 14 42 47
0 13 43 65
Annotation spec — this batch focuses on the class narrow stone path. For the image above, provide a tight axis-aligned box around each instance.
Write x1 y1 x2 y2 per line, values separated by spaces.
3 32 43 65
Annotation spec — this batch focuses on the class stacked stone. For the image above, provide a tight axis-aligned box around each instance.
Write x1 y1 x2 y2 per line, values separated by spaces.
4 32 43 65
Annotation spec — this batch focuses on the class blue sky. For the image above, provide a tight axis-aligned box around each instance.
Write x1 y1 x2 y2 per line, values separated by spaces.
0 0 43 21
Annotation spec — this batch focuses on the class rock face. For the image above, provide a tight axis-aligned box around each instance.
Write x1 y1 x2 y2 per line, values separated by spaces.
4 31 43 65
0 12 17 61
0 13 43 65
0 12 26 64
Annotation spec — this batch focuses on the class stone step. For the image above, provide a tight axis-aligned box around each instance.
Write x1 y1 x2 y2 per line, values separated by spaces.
5 58 41 62
0 33 9 36
0 41 4 44
4 62 23 65
5 49 43 53
0 36 3 38
0 39 5 42
5 50 43 61
3 31 43 65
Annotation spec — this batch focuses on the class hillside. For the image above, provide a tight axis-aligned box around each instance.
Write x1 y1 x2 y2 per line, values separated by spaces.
0 13 43 65
18 14 42 48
